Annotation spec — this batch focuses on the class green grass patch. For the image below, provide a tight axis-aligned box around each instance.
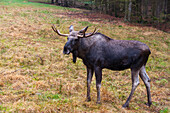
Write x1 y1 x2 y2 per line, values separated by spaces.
155 79 168 86
0 105 9 112
39 10 51 14
160 108 169 113
78 21 93 27
0 0 77 11
0 48 7 54
39 93 61 101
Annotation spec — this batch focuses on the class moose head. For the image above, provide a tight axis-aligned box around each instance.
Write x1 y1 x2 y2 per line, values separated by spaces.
52 25 97 63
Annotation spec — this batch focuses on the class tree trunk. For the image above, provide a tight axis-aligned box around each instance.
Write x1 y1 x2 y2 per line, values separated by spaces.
164 0 168 22
51 0 54 4
124 0 128 21
56 0 58 4
144 0 149 19
104 0 108 14
115 0 118 17
128 0 132 21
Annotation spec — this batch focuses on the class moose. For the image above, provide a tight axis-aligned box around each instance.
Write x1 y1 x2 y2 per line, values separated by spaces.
52 25 152 108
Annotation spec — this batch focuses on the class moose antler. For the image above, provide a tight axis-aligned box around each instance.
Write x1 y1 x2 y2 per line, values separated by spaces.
52 25 69 37
77 28 98 38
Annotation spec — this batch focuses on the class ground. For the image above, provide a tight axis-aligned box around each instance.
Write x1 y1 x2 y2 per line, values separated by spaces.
0 0 169 112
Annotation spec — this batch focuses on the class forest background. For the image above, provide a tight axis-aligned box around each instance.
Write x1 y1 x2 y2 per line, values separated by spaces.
30 0 170 32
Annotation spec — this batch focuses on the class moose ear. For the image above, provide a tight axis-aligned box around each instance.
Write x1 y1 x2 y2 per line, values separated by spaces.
69 25 74 32
79 26 88 34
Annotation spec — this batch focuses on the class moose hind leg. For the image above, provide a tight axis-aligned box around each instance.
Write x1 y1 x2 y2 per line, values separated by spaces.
122 69 140 108
95 67 102 104
139 66 152 107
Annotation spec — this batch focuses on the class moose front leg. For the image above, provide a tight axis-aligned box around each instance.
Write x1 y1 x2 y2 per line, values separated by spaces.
95 67 102 104
86 67 94 101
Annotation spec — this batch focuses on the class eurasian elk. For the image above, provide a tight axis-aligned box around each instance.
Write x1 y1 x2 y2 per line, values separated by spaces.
52 25 152 108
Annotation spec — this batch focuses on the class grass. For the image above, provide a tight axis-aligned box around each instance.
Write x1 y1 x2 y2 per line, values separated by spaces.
0 0 169 112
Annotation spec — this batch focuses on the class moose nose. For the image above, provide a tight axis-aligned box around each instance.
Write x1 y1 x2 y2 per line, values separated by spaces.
63 46 70 55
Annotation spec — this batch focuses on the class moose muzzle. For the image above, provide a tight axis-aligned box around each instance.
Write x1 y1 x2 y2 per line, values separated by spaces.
63 46 71 55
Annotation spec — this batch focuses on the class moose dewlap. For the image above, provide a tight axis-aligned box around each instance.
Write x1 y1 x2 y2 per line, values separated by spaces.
52 25 152 108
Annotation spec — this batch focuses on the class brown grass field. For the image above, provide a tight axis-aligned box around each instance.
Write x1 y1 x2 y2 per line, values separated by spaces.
0 0 169 112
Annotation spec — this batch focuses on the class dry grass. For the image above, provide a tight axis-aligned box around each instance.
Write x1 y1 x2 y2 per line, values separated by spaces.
0 0 169 112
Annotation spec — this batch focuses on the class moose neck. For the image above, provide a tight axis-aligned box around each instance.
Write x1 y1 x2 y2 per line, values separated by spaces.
77 33 106 59
77 36 95 59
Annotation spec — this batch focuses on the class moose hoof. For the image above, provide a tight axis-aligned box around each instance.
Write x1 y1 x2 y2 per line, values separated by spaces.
122 104 129 108
96 101 101 104
86 98 91 102
145 102 152 107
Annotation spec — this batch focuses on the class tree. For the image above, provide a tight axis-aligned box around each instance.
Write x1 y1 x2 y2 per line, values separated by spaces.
128 0 132 21
124 0 132 21
47 0 168 26
51 0 54 4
